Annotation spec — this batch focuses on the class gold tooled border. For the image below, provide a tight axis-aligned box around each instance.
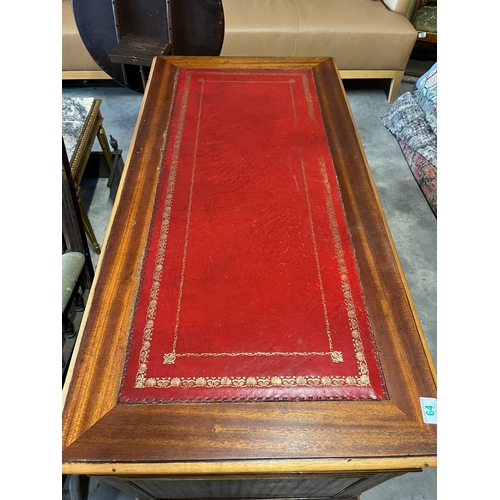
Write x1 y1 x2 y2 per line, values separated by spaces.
133 70 374 392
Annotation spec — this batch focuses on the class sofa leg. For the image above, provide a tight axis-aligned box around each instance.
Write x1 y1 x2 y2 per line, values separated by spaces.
388 71 404 104
339 70 406 104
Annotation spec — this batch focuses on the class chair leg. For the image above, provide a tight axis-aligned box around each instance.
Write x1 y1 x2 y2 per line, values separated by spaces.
63 315 76 339
68 474 90 500
74 291 85 312
78 197 101 254
97 124 114 168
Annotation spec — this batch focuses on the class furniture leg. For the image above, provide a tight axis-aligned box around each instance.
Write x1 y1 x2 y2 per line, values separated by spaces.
74 291 85 312
388 71 404 104
63 315 76 339
97 123 114 168
140 65 149 90
68 474 90 500
78 197 101 254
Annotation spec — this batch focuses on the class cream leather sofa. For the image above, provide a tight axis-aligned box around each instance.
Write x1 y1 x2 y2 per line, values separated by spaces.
63 0 416 101
220 0 417 102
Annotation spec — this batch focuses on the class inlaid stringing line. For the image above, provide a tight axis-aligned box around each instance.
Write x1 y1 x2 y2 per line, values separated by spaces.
288 80 337 361
197 80 295 84
301 72 316 123
164 75 341 364
166 78 206 365
176 351 331 358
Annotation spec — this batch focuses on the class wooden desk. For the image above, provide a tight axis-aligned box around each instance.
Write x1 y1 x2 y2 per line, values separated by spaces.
62 57 436 500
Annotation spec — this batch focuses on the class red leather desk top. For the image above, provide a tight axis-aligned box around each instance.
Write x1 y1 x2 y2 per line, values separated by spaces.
119 68 387 403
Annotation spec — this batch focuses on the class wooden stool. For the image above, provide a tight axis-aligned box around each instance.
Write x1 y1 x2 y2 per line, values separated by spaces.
62 97 113 254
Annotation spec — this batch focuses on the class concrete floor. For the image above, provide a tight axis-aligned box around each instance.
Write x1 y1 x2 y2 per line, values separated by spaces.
62 59 437 500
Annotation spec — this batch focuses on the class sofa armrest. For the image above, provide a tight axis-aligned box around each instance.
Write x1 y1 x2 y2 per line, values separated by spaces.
381 0 412 16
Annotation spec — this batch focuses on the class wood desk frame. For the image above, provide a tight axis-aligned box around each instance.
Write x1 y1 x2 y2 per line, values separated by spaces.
62 57 436 500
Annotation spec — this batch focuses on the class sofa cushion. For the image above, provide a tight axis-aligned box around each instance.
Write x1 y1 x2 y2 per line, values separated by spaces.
380 90 437 167
416 62 437 108
412 5 437 33
62 252 85 313
220 0 417 71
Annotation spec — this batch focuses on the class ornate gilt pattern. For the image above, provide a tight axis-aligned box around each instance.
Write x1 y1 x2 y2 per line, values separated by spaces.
133 70 375 392
142 373 370 390
163 350 345 365
135 72 193 389
319 157 370 382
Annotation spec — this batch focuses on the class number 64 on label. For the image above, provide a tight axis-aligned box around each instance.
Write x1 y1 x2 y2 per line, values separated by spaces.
419 397 437 424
